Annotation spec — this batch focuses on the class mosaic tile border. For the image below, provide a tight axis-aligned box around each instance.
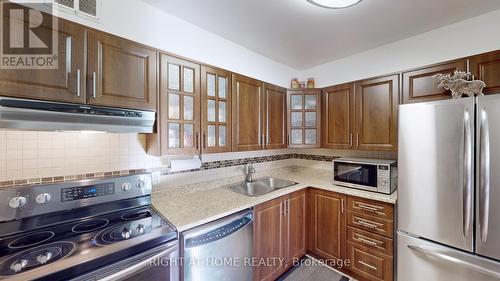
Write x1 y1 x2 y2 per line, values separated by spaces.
0 153 336 188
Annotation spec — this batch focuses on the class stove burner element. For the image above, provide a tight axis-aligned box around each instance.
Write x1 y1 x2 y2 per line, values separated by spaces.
72 218 109 234
121 210 151 221
8 231 55 249
0 241 75 276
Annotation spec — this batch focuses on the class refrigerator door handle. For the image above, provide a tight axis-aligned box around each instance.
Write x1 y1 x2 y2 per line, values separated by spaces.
408 245 500 279
479 108 491 243
463 109 473 238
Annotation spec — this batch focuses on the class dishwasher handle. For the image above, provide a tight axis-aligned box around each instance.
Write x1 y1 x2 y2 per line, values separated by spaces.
185 213 253 248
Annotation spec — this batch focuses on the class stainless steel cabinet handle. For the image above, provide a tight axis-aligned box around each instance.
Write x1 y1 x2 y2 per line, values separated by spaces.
355 219 378 229
349 133 353 147
92 72 97 99
356 133 359 147
358 260 377 270
479 108 491 242
463 109 473 238
355 237 378 247
341 198 344 214
408 245 500 279
356 202 382 213
76 69 81 97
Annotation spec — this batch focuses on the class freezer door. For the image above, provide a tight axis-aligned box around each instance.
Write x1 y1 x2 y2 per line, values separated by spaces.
477 95 500 260
398 97 474 251
397 231 500 281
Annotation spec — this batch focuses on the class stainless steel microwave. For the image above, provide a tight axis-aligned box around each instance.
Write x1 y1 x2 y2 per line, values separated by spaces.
333 158 397 194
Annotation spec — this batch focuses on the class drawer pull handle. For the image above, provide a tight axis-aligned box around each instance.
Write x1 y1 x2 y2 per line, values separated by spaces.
355 237 378 247
358 260 377 270
356 202 383 212
355 219 378 229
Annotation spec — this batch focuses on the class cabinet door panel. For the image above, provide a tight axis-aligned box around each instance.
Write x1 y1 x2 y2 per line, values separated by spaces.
322 83 354 149
470 50 500 94
159 54 200 155
285 190 306 269
264 84 287 149
201 66 231 153
87 31 156 111
355 75 399 151
287 90 321 148
402 60 466 103
232 74 263 151
254 198 285 281
308 189 346 261
0 14 85 103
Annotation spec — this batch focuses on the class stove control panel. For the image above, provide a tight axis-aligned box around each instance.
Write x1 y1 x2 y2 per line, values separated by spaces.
61 183 115 202
0 174 152 222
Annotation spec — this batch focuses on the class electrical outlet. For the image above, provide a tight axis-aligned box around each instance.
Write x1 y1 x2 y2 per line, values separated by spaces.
151 171 161 185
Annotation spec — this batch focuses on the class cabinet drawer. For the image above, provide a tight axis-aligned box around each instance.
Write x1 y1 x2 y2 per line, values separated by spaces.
348 197 394 221
347 226 393 256
347 211 393 238
347 242 393 281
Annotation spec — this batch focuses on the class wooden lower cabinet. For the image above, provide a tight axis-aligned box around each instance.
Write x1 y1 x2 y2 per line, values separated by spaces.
307 188 346 262
346 242 393 281
306 189 395 281
253 190 306 281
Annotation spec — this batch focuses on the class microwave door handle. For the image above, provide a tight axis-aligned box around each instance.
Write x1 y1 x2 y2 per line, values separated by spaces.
479 108 491 243
463 109 473 238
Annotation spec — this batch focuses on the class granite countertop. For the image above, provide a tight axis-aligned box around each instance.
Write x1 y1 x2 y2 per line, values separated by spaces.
152 166 397 232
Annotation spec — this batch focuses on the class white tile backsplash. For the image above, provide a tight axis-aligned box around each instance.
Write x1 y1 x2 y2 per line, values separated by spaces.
0 130 163 181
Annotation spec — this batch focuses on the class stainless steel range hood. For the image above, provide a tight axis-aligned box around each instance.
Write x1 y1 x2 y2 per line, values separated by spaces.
0 97 156 133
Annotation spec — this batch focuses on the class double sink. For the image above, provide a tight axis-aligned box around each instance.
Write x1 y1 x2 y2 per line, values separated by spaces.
229 177 298 197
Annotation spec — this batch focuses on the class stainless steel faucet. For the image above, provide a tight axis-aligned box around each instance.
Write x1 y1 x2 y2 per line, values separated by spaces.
245 164 256 182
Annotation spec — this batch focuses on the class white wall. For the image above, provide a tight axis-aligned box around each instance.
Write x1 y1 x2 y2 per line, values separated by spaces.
49 0 297 87
300 9 500 87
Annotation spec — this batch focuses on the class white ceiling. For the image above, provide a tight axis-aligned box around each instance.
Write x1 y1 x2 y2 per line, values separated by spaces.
144 0 500 70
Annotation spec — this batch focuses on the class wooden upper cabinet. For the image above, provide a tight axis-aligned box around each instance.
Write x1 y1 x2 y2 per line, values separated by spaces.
402 60 466 104
0 15 85 104
470 50 500 94
264 84 287 149
87 30 157 111
159 54 201 155
253 197 285 281
287 89 321 148
307 188 346 261
232 74 264 151
201 66 231 153
322 83 355 149
355 74 399 151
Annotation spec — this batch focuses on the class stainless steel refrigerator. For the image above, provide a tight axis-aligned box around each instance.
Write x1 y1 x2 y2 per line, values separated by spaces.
397 95 500 280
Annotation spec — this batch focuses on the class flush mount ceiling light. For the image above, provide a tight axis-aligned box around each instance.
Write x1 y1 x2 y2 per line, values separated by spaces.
307 0 362 9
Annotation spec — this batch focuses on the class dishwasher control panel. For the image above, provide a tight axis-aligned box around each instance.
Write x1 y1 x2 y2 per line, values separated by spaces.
185 214 252 248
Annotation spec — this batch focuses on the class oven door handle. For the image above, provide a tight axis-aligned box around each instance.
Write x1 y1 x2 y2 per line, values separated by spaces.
99 244 177 281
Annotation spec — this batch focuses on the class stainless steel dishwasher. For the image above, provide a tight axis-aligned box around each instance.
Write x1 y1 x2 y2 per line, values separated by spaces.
181 209 253 281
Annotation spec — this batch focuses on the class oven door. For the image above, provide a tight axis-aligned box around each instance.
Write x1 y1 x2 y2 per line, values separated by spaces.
333 161 378 192
71 240 179 281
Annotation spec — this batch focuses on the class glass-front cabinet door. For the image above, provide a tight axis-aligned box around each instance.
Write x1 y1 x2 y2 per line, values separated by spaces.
287 90 321 148
201 66 231 153
159 54 200 155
